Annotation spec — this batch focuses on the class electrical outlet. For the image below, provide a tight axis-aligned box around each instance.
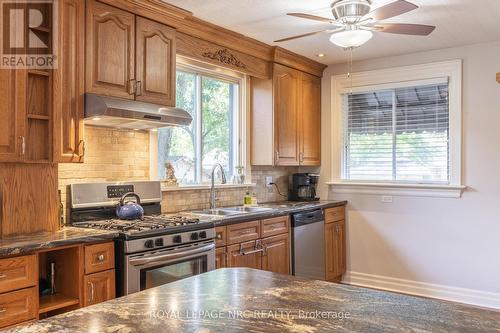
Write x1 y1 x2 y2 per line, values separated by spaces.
382 196 393 203
265 176 273 188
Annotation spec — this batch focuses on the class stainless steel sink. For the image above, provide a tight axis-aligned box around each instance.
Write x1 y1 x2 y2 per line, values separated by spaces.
222 206 274 213
191 206 274 216
191 209 241 216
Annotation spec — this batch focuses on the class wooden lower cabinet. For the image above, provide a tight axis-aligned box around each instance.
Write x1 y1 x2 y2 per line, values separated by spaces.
83 269 116 307
215 247 227 269
0 287 37 328
227 240 262 270
262 234 290 275
0 255 37 294
325 220 346 282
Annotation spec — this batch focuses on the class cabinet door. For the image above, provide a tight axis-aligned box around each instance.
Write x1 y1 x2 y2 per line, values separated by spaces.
0 69 25 162
135 17 176 106
215 247 227 269
325 220 346 282
262 234 290 275
54 0 85 163
83 269 115 307
86 0 135 99
299 72 321 166
273 63 300 166
227 241 262 270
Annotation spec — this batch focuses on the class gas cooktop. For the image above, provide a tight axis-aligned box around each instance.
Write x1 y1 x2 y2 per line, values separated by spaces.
73 214 213 239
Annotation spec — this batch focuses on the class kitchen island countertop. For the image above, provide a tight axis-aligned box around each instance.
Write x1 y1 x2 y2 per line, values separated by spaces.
0 227 118 257
5 268 499 333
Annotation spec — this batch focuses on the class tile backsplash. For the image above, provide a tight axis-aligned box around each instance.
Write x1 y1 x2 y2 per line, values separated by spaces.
58 126 296 219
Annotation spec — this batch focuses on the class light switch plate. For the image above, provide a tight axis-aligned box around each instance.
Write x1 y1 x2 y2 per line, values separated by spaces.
382 196 393 203
265 176 273 188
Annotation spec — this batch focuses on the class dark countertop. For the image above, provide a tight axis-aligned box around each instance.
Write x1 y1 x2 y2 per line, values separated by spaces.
0 227 118 258
182 200 347 226
6 268 499 333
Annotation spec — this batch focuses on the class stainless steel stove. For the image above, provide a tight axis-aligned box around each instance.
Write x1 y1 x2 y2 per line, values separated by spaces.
70 181 215 296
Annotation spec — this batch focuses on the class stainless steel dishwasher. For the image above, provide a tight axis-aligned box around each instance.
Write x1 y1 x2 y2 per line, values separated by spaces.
291 209 325 280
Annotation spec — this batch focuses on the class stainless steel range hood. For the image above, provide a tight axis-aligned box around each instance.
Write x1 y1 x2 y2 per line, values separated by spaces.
84 93 192 130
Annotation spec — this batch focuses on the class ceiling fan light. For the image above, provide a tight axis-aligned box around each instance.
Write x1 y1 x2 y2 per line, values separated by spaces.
329 29 373 48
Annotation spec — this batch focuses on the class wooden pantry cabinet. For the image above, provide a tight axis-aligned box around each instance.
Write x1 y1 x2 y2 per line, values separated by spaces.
251 63 321 166
86 0 176 105
0 242 115 329
215 216 290 275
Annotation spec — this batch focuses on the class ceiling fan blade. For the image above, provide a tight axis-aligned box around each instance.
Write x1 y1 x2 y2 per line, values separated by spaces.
274 29 330 43
375 23 436 36
287 13 335 23
363 0 418 21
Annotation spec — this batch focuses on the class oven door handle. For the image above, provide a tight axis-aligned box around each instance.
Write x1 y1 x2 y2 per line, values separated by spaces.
128 243 215 266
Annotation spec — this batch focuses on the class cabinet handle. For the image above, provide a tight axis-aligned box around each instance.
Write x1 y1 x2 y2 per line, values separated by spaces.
75 139 85 158
299 152 304 163
129 79 136 95
275 151 280 163
216 233 222 240
90 282 95 304
0 308 6 314
20 136 25 155
136 81 142 96
97 254 105 262
0 273 6 279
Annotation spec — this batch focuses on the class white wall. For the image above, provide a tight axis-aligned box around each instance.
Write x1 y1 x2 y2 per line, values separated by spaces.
320 41 500 308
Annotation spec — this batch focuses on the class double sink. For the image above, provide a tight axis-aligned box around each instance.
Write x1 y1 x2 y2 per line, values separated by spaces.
192 206 274 216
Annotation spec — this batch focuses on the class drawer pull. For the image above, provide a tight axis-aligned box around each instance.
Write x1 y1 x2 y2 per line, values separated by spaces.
0 273 6 279
97 254 105 262
216 233 222 240
0 308 6 313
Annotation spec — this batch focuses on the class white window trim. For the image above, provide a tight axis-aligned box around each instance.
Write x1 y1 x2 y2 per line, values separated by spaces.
150 57 251 190
329 60 466 198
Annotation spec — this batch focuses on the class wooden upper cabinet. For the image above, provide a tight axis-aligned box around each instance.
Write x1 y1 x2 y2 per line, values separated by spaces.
274 63 300 166
135 17 176 106
86 0 135 99
299 72 321 166
0 69 24 162
54 0 85 163
251 63 321 167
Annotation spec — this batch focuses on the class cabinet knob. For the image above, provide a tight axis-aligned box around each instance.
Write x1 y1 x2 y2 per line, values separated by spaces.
97 254 105 262
0 273 6 279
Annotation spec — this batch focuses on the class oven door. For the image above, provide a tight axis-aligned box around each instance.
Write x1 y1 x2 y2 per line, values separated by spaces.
125 241 215 295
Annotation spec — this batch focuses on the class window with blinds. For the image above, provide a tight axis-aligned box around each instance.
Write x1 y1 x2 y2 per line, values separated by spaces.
342 81 450 184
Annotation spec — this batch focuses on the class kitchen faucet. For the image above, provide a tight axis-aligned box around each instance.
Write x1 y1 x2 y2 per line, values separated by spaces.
210 163 227 209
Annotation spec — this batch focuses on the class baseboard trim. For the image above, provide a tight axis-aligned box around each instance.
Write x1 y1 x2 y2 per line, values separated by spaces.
342 271 500 310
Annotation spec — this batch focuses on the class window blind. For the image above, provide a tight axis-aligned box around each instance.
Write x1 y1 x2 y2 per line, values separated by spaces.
343 82 449 183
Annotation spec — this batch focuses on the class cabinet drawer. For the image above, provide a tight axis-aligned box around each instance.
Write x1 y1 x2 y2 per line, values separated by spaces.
261 216 289 237
325 206 345 224
84 242 115 274
215 226 227 248
0 287 37 328
0 255 37 294
227 221 260 245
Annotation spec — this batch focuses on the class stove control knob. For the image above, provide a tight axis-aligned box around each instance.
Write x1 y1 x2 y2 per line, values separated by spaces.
199 231 207 239
173 235 182 244
155 238 164 247
190 232 199 241
144 239 154 249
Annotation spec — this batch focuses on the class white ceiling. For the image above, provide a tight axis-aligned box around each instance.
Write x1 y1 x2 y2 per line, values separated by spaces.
164 0 500 65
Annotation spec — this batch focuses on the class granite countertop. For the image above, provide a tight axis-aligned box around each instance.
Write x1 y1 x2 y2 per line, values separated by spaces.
0 227 118 258
182 200 347 226
6 268 499 333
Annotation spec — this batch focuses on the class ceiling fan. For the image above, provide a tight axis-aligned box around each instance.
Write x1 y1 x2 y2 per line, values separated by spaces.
274 0 436 48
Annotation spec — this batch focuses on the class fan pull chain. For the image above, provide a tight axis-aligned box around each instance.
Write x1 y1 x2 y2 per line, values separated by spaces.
346 47 354 94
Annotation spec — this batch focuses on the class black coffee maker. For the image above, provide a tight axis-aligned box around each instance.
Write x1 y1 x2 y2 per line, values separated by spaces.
288 173 320 201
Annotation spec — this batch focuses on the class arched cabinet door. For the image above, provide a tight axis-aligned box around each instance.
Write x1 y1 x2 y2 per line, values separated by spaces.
86 0 135 100
135 17 176 106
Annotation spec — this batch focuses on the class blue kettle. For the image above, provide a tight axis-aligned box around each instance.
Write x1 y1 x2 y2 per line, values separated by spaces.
116 192 144 220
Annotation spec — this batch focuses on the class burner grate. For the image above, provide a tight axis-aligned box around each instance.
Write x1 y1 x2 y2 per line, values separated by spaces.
79 215 201 232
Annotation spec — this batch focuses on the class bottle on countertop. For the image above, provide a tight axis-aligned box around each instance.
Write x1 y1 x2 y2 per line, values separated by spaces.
244 190 252 206
251 192 258 206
